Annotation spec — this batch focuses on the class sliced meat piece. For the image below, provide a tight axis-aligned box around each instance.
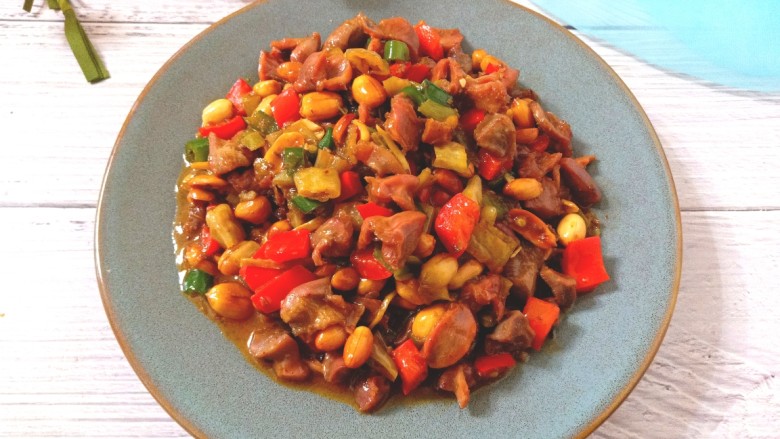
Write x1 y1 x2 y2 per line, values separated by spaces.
465 75 509 113
293 49 353 93
559 157 602 206
421 118 454 145
518 151 562 180
435 27 464 52
223 167 263 193
247 314 310 381
421 303 477 369
322 352 351 384
500 65 520 91
437 363 474 408
384 94 422 152
323 13 370 50
354 374 391 413
258 48 283 81
208 132 252 175
357 211 426 270
365 174 419 211
273 356 310 381
355 140 407 177
502 239 550 300
363 17 420 58
279 278 365 343
311 212 354 266
484 310 535 357
269 32 321 64
430 57 467 94
459 274 510 320
474 113 516 158
530 101 573 156
182 201 206 238
523 177 563 219
540 265 577 311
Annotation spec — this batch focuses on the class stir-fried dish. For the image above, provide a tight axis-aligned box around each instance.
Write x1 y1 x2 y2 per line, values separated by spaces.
174 14 610 413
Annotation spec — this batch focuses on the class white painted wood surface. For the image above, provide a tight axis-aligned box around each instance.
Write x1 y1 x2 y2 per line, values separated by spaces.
1 1 778 437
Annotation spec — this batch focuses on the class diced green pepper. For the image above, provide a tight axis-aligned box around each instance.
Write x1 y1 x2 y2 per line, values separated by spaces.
241 130 266 151
418 100 458 121
282 147 305 174
482 190 509 220
184 138 210 163
401 85 425 106
422 80 452 105
182 269 213 295
466 219 519 273
245 110 279 136
384 40 410 61
291 195 323 213
318 126 334 149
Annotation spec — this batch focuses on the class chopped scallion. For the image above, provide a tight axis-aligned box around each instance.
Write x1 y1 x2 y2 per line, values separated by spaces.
318 126 334 149
384 40 410 61
182 269 213 295
418 99 458 121
400 85 425 106
291 195 323 213
422 80 452 105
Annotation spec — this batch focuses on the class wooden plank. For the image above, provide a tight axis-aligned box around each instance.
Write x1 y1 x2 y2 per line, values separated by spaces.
1 0 248 23
1 19 778 210
1 207 777 437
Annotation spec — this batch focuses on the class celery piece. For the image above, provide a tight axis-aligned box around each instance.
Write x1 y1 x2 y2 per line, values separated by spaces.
433 142 469 175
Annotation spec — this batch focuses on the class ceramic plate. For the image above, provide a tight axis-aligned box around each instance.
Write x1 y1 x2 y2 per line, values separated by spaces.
96 1 681 437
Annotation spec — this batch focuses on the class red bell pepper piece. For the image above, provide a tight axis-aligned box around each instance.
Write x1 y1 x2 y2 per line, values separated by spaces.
351 247 392 280
477 149 513 181
484 63 500 74
225 78 253 115
251 265 316 314
414 22 444 61
392 339 428 395
474 353 516 378
461 108 485 134
389 61 411 78
257 229 311 263
561 236 610 293
336 171 362 201
356 202 394 219
405 63 432 83
270 88 300 128
434 193 480 257
523 297 560 351
200 226 221 257
239 265 282 291
529 133 550 152
198 114 246 140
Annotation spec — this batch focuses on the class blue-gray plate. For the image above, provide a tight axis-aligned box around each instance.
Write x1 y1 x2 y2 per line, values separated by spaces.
96 1 681 437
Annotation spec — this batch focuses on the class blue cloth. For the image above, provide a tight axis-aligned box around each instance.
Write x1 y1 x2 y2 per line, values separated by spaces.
533 0 780 92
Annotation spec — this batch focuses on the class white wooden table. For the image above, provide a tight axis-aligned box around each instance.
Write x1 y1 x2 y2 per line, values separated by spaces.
1 1 778 437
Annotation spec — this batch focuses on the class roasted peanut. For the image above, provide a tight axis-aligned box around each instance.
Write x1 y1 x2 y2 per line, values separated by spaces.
504 178 543 201
557 213 587 246
314 326 348 352
276 61 302 83
343 326 373 368
511 98 535 128
266 220 291 240
357 278 386 296
413 233 436 258
331 267 360 291
202 98 233 126
299 92 343 121
351 74 387 108
411 303 447 344
234 197 271 224
253 79 282 98
205 282 254 320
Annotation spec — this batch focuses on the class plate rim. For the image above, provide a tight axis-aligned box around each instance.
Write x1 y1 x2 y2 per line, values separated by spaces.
95 1 682 437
